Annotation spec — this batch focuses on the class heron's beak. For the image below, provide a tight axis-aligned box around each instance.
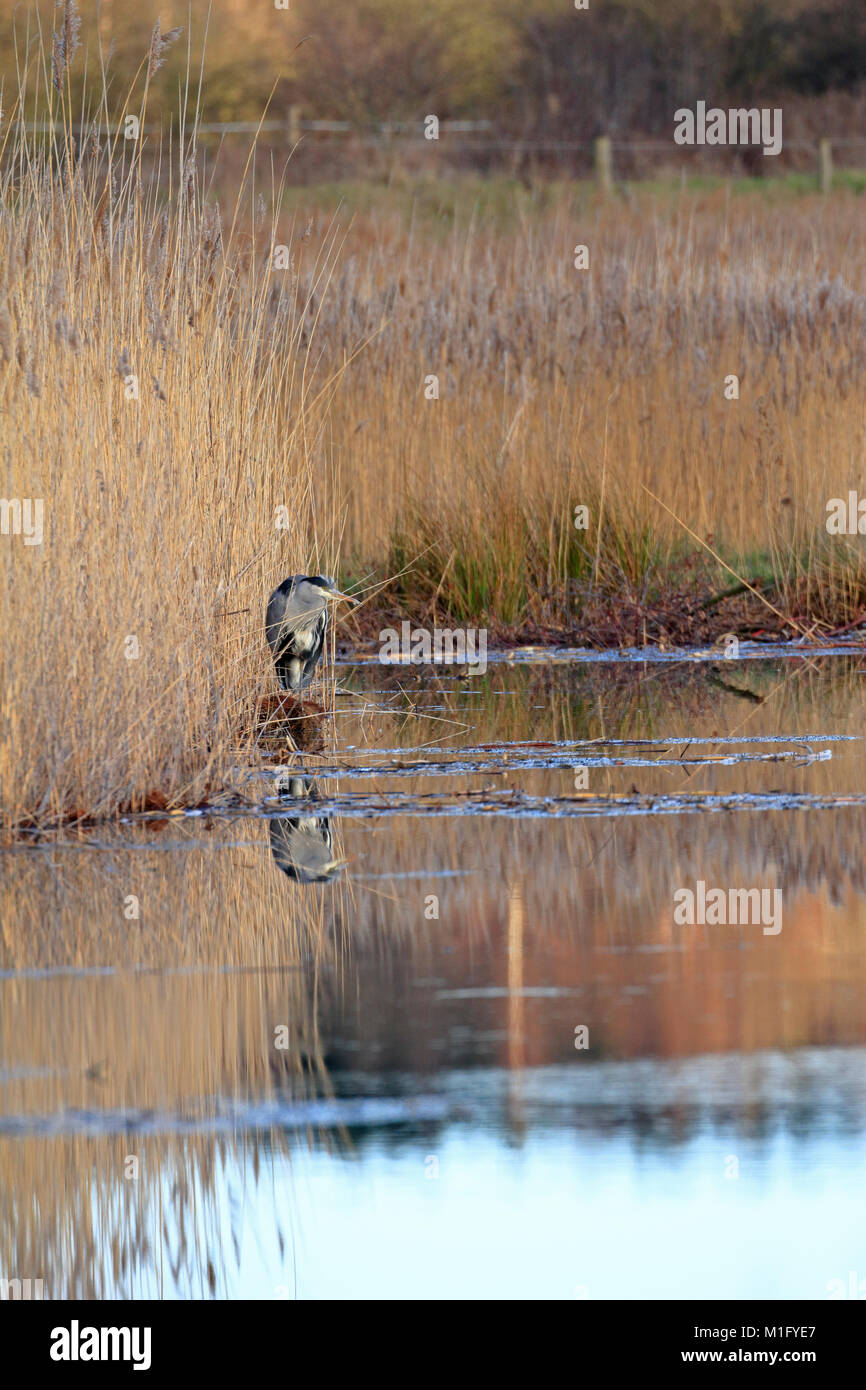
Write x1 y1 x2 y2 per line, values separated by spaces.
324 588 358 605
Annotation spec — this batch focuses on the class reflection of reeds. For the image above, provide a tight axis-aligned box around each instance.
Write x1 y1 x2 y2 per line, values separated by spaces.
0 818 356 1298
1 1116 285 1297
0 973 323 1299
4 655 866 1291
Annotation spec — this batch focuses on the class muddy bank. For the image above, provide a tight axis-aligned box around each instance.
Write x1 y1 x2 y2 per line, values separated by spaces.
346 584 866 654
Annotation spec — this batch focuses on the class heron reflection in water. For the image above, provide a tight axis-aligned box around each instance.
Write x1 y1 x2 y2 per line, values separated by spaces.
269 774 347 885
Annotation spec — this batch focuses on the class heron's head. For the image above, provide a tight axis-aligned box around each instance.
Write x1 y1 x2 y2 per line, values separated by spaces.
298 575 358 607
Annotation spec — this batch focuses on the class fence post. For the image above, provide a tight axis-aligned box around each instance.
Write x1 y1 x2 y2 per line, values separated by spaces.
594 135 613 195
818 138 833 195
288 104 302 146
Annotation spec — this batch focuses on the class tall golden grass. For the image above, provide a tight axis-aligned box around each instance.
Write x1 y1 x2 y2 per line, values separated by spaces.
0 17 356 833
309 185 866 629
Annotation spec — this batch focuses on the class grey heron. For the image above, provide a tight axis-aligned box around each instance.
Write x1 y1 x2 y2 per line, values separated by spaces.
269 775 346 884
265 574 356 693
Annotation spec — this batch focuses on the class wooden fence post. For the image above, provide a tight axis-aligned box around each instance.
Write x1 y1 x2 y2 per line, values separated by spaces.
288 104 302 146
594 135 613 195
818 138 833 195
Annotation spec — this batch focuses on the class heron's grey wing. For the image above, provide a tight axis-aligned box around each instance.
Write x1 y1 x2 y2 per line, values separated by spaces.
265 579 291 658
267 577 311 658
269 815 338 884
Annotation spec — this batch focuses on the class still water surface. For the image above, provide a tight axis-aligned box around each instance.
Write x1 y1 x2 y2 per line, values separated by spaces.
2 651 866 1298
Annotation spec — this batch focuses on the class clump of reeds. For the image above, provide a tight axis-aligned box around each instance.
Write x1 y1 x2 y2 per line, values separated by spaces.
0 8 345 834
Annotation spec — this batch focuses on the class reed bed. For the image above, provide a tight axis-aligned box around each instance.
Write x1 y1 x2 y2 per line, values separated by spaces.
0 21 351 834
301 187 866 630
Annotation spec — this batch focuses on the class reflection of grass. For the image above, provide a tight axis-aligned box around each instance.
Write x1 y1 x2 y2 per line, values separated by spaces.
3 658 866 1291
4 661 866 1294
366 652 866 746
0 1127 282 1298
0 835 349 1298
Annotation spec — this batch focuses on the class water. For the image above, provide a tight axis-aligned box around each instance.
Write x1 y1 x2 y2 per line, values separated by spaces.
2 649 866 1299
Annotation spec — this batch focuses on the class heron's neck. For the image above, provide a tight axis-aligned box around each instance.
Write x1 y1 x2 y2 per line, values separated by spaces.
293 605 322 632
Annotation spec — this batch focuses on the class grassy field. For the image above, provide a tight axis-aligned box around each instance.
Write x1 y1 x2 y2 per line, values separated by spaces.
3 26 866 831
